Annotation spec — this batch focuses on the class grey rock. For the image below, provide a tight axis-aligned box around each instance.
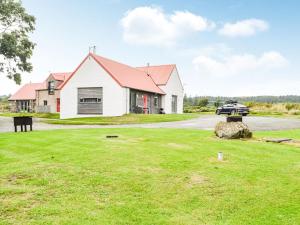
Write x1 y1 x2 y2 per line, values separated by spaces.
215 121 252 139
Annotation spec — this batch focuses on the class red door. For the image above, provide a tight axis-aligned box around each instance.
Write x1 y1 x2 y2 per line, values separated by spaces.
56 98 60 112
143 95 148 114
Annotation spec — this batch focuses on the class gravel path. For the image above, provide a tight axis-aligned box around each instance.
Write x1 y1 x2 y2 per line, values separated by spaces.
2 115 300 133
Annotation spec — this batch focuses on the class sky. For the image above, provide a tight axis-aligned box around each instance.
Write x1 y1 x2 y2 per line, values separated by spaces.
1 0 300 96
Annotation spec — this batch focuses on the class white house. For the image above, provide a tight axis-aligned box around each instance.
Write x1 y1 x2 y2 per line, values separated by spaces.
59 53 184 119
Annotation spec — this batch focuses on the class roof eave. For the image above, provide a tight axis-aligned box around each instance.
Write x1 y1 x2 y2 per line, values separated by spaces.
8 98 35 101
125 86 165 95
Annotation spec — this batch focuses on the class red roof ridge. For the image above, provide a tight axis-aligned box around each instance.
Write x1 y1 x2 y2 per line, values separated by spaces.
136 64 176 68
90 53 165 94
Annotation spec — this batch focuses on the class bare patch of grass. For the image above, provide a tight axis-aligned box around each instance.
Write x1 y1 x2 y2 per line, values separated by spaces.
167 142 191 149
6 173 31 184
186 173 208 188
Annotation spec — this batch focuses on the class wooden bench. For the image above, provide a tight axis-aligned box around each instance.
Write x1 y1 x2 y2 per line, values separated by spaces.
13 116 33 132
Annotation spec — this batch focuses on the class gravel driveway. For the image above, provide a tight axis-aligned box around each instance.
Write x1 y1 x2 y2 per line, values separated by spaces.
2 115 300 133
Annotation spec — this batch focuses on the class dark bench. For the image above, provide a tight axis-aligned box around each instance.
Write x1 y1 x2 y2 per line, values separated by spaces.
13 116 33 132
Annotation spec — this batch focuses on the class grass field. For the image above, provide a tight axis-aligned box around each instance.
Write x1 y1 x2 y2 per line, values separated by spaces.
43 113 199 125
0 112 60 119
0 128 299 224
247 102 300 118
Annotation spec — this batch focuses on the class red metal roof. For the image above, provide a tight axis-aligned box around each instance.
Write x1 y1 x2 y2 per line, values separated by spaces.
9 83 45 100
52 72 72 82
35 72 72 90
61 54 165 94
136 64 175 85
54 72 72 89
90 53 165 94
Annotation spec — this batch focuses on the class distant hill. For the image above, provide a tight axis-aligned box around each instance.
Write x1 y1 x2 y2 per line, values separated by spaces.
184 95 300 106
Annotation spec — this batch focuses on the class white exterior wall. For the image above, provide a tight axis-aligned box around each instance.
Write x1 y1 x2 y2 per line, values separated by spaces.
60 56 128 119
160 68 184 114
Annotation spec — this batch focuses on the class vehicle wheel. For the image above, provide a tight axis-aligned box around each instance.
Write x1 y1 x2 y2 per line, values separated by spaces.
230 110 236 115
242 113 248 116
216 110 221 115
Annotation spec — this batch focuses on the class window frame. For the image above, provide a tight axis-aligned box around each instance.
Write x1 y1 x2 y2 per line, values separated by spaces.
48 80 55 95
79 97 102 104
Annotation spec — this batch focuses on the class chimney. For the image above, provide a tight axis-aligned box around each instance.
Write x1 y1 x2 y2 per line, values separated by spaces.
89 45 96 54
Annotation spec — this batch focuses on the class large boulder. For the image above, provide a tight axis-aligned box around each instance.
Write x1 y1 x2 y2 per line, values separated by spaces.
215 122 252 139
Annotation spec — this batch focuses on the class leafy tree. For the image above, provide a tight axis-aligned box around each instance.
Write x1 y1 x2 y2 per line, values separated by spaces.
214 99 221 108
183 94 189 106
198 98 209 107
0 0 35 84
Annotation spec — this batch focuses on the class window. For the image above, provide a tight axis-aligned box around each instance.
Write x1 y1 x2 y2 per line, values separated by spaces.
19 100 29 111
79 98 101 103
48 81 55 95
136 94 144 107
154 96 159 107
43 100 48 106
171 95 177 113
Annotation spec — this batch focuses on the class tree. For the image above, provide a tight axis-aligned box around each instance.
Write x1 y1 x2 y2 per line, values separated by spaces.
183 94 189 106
0 0 35 84
214 99 221 108
198 98 209 107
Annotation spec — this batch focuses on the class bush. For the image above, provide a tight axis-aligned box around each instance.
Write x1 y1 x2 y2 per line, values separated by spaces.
0 101 9 112
198 98 209 107
244 101 255 108
198 107 211 112
183 108 193 113
285 103 299 111
214 99 221 108
183 106 215 113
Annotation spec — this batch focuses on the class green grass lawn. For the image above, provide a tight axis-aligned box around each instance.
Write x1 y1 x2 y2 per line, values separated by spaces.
0 128 299 224
0 112 60 119
43 113 199 125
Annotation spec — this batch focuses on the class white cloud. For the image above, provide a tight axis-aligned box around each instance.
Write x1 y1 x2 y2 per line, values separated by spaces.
192 51 288 77
218 19 269 37
121 6 215 46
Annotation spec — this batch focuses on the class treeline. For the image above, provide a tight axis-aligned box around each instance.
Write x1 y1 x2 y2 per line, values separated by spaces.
0 95 9 102
0 95 10 112
184 95 300 106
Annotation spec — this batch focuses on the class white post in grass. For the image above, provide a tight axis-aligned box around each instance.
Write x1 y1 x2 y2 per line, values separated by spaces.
218 152 223 161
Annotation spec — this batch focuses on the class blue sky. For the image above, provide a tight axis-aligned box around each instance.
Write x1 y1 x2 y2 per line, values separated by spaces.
2 0 300 96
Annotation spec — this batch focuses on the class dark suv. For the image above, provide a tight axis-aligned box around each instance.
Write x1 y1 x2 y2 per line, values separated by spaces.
216 100 249 116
